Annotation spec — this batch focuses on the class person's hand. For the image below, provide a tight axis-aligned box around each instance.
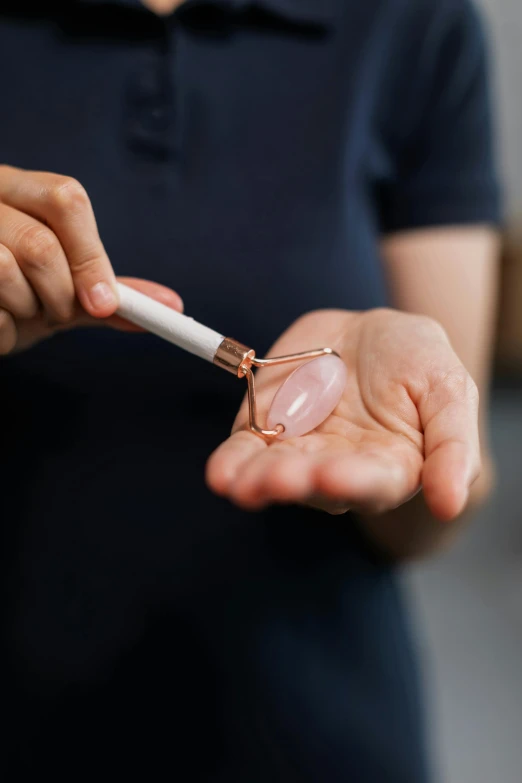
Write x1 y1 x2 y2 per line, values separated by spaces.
207 308 481 522
0 165 182 354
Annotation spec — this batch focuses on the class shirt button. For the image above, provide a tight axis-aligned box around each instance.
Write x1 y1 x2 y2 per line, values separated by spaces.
150 106 168 129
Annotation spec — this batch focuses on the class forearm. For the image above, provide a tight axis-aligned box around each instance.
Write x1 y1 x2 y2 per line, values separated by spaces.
358 452 495 561
375 227 500 560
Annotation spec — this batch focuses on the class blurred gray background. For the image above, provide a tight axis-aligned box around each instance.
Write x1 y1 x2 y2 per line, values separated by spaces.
405 4 522 782
480 0 522 209
406 391 522 783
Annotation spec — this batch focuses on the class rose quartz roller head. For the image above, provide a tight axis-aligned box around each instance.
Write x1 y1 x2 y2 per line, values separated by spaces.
116 283 347 441
266 354 347 440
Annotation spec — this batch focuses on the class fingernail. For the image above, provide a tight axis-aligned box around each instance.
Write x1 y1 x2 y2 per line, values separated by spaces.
88 282 117 311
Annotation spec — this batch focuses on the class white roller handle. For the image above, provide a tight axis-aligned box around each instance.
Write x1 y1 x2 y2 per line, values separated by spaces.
116 282 224 363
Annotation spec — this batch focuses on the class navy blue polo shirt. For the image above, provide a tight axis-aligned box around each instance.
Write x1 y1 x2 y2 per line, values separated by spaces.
1 0 499 780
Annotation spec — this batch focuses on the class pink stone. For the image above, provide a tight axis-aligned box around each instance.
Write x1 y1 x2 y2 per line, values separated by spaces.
267 354 348 440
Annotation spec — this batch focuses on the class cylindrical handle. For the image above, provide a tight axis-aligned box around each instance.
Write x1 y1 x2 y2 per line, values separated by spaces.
116 283 224 364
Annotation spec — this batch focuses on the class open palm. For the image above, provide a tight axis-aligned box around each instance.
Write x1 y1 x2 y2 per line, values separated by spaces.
206 308 481 521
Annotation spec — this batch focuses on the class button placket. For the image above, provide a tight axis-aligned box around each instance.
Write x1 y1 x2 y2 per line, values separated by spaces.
126 21 177 161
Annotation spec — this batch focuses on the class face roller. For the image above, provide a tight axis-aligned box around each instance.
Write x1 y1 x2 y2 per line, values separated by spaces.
116 283 348 441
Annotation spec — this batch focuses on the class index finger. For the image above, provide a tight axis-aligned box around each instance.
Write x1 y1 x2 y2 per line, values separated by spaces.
206 430 266 497
0 165 118 317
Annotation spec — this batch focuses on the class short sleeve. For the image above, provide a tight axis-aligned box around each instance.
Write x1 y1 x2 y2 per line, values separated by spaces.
374 0 503 234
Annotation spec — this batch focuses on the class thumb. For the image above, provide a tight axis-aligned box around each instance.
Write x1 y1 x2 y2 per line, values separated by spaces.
13 278 184 353
72 276 184 331
106 277 184 332
418 366 481 522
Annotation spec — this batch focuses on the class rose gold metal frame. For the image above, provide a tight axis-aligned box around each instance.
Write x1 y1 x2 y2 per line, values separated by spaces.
214 338 339 440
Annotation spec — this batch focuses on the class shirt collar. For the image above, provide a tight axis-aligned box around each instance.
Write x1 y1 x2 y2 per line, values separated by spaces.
79 0 337 25
222 0 336 24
